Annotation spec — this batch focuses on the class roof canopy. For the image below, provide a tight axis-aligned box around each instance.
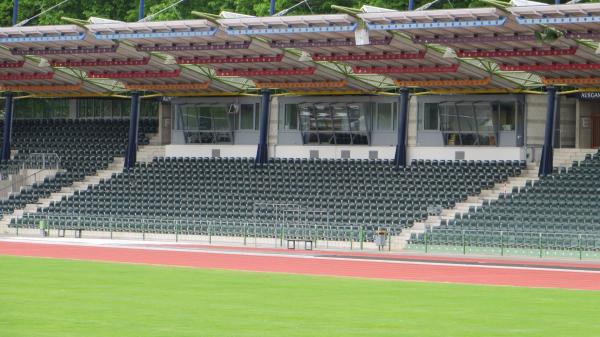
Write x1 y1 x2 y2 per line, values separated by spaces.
1 3 600 97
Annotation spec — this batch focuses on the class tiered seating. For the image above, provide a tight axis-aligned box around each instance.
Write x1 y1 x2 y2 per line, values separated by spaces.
15 157 523 241
410 150 600 251
0 119 158 216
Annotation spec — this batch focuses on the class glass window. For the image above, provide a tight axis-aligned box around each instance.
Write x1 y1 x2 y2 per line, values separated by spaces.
474 102 496 146
212 106 229 130
280 104 298 130
498 102 515 131
376 103 393 131
239 104 255 130
429 100 517 146
254 103 260 130
294 102 369 145
175 103 233 144
14 98 69 119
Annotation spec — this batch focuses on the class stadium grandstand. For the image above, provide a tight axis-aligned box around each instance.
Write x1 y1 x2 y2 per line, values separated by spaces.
1 0 600 257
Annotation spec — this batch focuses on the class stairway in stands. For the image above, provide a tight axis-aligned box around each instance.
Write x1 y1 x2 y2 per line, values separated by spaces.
396 148 600 249
395 164 539 249
553 148 599 169
0 143 166 233
0 158 126 230
0 119 159 233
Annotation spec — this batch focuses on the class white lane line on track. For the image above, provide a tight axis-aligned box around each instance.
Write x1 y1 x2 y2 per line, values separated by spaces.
2 237 600 275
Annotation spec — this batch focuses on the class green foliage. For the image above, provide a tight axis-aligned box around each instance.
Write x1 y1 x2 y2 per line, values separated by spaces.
0 0 563 27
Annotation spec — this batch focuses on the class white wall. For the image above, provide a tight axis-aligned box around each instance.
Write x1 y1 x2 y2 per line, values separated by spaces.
408 146 525 161
164 144 525 161
273 145 396 159
165 145 257 158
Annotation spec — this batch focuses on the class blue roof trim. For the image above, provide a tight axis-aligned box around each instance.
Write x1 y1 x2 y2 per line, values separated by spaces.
516 15 600 25
226 23 357 35
94 28 217 40
366 17 506 31
0 32 85 43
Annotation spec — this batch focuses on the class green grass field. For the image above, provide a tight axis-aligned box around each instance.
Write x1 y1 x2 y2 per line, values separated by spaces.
1 256 599 337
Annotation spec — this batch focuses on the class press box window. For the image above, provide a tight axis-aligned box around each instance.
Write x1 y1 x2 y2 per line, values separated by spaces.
423 103 439 130
279 104 299 130
375 102 396 131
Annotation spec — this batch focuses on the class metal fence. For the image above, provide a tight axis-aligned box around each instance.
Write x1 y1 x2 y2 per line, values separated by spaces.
11 214 394 251
22 153 61 170
406 229 600 260
0 153 62 199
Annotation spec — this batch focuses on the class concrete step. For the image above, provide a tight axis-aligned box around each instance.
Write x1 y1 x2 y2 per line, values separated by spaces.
147 133 161 146
399 164 542 250
137 145 165 163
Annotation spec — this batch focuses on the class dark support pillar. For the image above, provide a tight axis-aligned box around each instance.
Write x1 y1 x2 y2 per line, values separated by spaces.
408 0 415 10
125 92 140 169
255 89 271 164
139 0 145 20
539 87 556 176
394 88 409 167
2 93 14 161
270 0 276 15
12 0 18 25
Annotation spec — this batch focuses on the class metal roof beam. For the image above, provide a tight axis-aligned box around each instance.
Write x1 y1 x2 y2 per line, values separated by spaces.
216 67 316 76
177 55 283 64
457 47 577 58
135 41 250 52
87 69 181 79
11 45 118 56
93 28 217 40
394 78 490 87
312 51 425 61
353 64 459 74
366 17 506 31
270 37 391 48
50 58 150 67
226 23 357 35
500 63 600 71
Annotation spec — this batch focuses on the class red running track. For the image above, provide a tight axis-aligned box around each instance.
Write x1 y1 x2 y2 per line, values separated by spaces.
1 241 600 291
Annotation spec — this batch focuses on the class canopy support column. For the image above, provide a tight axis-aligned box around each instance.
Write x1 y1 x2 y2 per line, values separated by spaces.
2 93 14 161
125 92 140 169
256 89 271 164
539 86 556 177
12 0 18 26
394 88 409 167
139 0 145 20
